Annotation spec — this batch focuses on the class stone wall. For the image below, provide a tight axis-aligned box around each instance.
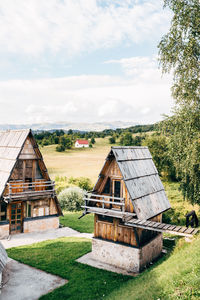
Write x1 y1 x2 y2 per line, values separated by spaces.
140 233 163 270
23 215 59 233
92 234 163 273
0 222 9 239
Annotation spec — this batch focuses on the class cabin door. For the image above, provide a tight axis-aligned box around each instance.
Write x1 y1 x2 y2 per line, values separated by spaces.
10 202 23 234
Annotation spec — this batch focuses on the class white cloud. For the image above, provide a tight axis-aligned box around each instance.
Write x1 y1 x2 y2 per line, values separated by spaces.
105 56 172 84
0 69 173 125
0 0 170 56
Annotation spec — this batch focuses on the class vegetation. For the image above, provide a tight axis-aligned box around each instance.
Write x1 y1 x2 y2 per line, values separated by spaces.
109 136 116 144
143 134 176 180
158 0 200 204
58 187 84 211
60 211 94 233
34 124 155 149
7 237 130 300
7 234 200 300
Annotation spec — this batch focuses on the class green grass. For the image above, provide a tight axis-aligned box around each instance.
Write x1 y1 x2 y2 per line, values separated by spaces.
60 211 94 233
163 181 200 226
7 237 130 300
105 234 200 300
7 235 200 300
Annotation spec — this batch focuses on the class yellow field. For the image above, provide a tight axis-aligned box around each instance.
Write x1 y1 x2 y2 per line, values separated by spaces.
41 137 114 184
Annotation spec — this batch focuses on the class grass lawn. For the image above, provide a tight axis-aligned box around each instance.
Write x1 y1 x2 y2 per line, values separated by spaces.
7 235 200 300
60 211 94 233
7 237 130 300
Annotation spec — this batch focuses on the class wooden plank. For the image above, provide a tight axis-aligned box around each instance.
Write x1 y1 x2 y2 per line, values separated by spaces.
162 224 171 230
178 227 187 233
192 229 199 235
173 226 182 232
130 219 141 224
157 223 166 229
184 228 195 234
167 225 177 231
152 222 160 228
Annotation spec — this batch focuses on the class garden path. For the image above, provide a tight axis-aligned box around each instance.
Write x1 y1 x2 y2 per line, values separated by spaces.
1 227 93 249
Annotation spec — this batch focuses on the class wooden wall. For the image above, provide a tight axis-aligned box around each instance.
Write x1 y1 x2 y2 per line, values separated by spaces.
94 214 162 248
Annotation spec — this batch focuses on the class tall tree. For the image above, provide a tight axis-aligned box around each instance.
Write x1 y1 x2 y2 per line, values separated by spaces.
158 0 200 203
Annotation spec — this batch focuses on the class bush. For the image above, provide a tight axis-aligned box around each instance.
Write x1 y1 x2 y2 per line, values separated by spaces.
58 187 85 211
109 136 116 144
68 176 93 191
56 144 66 152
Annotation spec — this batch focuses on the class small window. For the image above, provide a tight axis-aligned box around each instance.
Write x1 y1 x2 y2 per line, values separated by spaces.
0 202 7 221
26 202 32 218
103 177 111 194
114 181 121 198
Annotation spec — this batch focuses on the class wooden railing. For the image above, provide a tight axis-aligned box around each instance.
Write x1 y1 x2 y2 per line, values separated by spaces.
82 193 125 212
4 180 55 201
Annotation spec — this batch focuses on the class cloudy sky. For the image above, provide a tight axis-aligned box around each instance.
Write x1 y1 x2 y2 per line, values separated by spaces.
0 0 173 125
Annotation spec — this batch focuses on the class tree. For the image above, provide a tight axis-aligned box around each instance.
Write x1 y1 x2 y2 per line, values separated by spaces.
158 0 200 203
91 137 96 144
143 134 176 179
120 132 133 146
109 136 116 144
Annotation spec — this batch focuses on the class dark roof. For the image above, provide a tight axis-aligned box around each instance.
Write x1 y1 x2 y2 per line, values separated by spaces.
0 129 30 198
95 146 171 220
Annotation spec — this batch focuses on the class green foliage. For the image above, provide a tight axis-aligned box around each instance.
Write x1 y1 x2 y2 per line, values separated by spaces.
158 0 200 204
55 176 69 194
56 144 66 152
91 137 96 144
68 176 93 191
60 211 94 233
162 107 200 203
158 0 200 106
89 142 93 148
120 132 133 146
143 134 176 179
109 136 116 144
58 187 84 211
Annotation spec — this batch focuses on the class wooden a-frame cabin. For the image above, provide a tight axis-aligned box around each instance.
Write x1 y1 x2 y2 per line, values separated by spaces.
0 129 62 238
82 147 198 272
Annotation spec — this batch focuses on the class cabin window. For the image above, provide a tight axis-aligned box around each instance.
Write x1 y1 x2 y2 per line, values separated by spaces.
98 215 113 223
0 202 7 221
35 161 42 179
103 177 111 194
26 202 32 218
114 180 121 198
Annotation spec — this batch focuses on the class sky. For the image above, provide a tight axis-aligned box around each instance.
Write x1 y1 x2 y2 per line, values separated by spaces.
0 0 174 125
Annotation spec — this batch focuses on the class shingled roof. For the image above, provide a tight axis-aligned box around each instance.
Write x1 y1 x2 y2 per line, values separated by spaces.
0 129 31 198
95 146 171 220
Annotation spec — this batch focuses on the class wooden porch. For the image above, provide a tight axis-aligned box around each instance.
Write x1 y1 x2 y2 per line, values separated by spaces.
4 180 55 202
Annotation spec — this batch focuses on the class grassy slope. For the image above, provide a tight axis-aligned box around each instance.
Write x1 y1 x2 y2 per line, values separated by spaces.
105 235 200 300
7 235 200 300
7 237 130 300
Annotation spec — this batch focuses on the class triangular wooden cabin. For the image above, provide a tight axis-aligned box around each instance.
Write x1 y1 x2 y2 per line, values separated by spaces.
82 147 198 272
0 129 62 238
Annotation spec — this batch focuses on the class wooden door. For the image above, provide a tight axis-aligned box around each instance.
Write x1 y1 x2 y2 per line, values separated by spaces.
10 202 23 234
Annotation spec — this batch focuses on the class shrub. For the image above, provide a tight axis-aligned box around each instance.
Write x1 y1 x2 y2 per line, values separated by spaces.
56 144 66 152
68 176 93 191
58 187 85 211
109 136 116 144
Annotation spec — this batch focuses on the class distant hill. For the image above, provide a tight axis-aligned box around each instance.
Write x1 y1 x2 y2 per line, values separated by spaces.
0 121 138 132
